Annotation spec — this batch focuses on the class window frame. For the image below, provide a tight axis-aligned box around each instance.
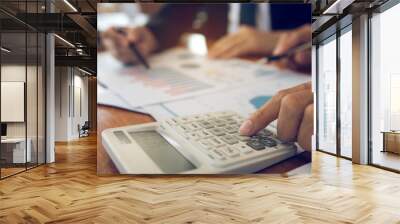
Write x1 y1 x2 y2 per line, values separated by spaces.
0 0 48 180
367 0 400 173
315 19 353 161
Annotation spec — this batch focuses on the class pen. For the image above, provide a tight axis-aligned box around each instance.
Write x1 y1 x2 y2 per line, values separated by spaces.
258 42 312 64
115 28 150 69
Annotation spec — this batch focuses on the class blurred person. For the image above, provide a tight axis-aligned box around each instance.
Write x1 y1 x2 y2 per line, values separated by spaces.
102 3 314 151
102 3 311 64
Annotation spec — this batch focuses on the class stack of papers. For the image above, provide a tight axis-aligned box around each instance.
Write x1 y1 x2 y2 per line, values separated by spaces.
98 48 310 120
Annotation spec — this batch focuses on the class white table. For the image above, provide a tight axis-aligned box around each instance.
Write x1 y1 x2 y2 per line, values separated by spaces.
1 138 31 163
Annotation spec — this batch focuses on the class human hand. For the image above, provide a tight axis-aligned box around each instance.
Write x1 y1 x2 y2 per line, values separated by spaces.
271 25 311 73
102 26 158 64
239 82 313 150
208 26 281 59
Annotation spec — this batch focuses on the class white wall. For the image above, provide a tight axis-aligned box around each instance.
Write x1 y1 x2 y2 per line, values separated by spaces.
54 67 89 141
54 66 69 141
72 74 89 138
1 65 36 138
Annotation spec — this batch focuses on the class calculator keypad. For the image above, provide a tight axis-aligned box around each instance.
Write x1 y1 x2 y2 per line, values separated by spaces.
161 111 294 165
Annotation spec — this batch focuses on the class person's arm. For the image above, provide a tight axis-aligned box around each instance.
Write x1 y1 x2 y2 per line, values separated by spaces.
208 26 282 59
102 27 158 64
239 82 313 150
271 24 311 73
101 4 200 64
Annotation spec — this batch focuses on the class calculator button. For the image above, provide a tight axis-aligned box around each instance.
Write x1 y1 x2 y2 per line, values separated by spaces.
250 136 260 141
177 125 191 132
232 116 245 123
246 140 265 150
201 130 212 138
198 139 213 149
207 118 217 124
170 118 179 124
220 135 239 145
165 120 176 127
175 126 191 138
235 135 251 142
187 132 200 140
231 124 241 130
188 122 201 130
237 119 245 124
257 129 273 137
198 120 214 129
191 115 202 120
234 144 253 154
210 150 226 160
209 128 225 136
209 137 224 147
196 130 208 139
212 119 225 127
176 117 190 123
223 118 237 125
220 146 240 158
259 137 277 147
224 125 238 134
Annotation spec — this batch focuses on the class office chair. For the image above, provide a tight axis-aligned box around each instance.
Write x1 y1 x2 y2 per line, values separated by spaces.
79 121 90 138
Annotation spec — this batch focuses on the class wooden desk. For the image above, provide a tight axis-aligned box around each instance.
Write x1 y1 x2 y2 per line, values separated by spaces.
1 138 32 164
97 105 311 175
382 131 400 154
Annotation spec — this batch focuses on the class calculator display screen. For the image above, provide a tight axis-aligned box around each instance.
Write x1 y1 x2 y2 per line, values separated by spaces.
129 131 196 173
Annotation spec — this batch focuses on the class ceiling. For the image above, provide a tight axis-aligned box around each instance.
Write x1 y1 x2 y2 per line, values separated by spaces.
0 0 97 74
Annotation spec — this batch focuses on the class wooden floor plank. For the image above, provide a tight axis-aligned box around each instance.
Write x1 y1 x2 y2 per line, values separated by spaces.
0 134 399 223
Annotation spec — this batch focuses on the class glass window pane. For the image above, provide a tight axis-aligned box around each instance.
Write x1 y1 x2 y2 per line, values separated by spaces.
371 3 400 171
1 31 27 177
340 29 352 158
26 0 40 169
0 0 46 179
318 37 337 154
27 31 38 169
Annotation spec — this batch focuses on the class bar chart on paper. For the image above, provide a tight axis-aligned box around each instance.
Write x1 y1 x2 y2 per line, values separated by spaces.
98 48 310 111
98 53 221 107
151 73 310 120
131 67 213 96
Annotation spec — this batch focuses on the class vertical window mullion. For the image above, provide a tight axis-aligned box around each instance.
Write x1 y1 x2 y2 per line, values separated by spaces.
36 0 39 167
0 27 2 179
337 28 341 157
316 44 320 151
25 0 28 171
367 12 373 165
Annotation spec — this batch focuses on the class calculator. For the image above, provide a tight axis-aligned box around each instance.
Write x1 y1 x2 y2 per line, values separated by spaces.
102 111 297 174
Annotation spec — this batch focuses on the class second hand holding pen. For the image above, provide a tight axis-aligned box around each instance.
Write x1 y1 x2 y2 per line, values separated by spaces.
115 28 151 69
258 42 311 64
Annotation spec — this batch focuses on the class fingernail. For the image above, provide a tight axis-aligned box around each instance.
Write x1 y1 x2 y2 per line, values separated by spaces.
239 120 253 135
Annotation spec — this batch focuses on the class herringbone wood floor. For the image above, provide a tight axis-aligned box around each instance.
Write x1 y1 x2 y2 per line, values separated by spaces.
1 135 400 224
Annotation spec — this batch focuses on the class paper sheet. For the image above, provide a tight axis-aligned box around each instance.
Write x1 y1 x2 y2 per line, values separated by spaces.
98 48 284 108
98 48 311 121
97 81 147 114
153 71 310 118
